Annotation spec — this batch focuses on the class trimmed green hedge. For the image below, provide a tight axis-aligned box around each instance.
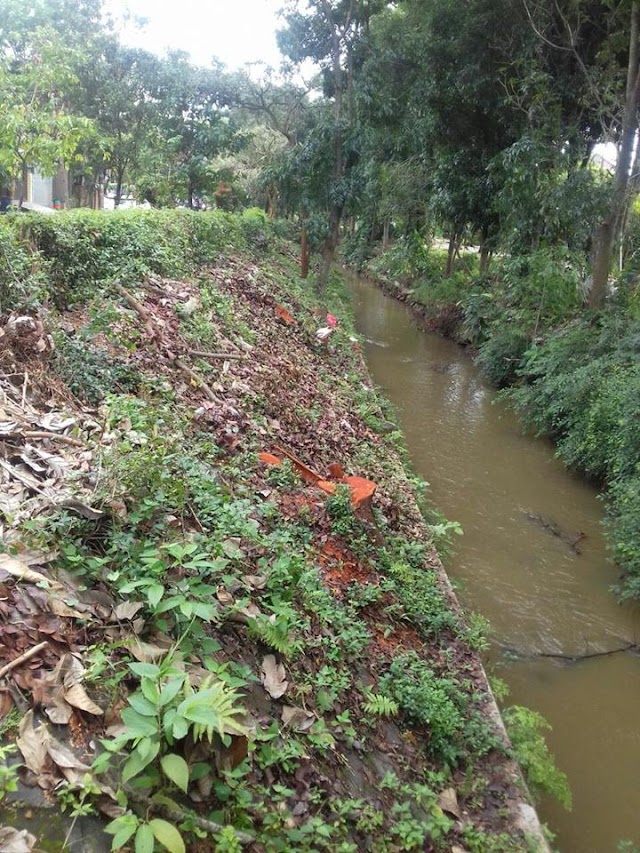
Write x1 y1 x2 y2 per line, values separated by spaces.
0 207 273 313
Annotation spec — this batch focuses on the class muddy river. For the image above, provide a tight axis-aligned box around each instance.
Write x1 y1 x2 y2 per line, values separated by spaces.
349 273 640 853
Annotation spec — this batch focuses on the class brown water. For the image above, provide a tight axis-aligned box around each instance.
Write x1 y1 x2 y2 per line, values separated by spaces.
349 273 640 853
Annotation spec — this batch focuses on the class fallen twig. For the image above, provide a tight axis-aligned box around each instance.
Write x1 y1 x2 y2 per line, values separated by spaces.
114 283 153 323
127 790 254 845
174 358 218 402
539 644 639 662
189 350 245 361
0 458 48 495
0 641 49 679
499 641 640 663
24 431 84 447
21 371 28 410
114 283 156 339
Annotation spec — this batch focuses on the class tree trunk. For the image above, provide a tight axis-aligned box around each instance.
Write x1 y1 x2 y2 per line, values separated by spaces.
383 220 390 251
446 231 457 276
479 244 491 274
114 167 125 208
18 162 28 210
589 2 640 308
618 137 640 267
479 225 491 274
313 4 347 299
301 222 310 279
316 207 341 299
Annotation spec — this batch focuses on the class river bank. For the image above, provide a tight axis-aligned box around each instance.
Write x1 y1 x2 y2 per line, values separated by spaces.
0 211 548 851
348 270 640 852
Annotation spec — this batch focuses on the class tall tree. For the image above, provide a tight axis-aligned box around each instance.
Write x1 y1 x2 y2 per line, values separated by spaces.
73 41 164 206
0 25 95 205
589 2 640 307
133 55 243 209
278 0 381 295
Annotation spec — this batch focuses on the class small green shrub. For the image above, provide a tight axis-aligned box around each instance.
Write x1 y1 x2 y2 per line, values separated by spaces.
53 334 141 404
379 651 465 763
239 207 271 249
505 305 640 599
476 328 531 387
503 705 571 810
0 216 51 312
608 472 640 600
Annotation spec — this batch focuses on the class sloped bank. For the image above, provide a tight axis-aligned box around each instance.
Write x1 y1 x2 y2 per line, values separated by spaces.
0 210 547 852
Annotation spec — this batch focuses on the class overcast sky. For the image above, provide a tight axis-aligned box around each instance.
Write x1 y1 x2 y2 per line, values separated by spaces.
105 0 285 69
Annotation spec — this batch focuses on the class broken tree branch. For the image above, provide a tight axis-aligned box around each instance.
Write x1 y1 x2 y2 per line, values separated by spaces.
24 431 84 447
539 644 639 662
127 790 254 845
0 641 49 679
174 358 218 403
114 283 153 323
189 350 245 361
114 283 156 339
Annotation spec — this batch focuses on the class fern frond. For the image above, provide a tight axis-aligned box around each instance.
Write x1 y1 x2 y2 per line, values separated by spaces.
177 679 247 743
362 691 399 717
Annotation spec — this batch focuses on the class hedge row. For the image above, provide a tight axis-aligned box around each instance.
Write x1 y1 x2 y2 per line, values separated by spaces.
0 207 275 314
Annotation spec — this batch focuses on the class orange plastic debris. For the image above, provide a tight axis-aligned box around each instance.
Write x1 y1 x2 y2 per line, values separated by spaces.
263 445 375 507
273 444 323 483
343 475 377 508
275 304 297 326
259 452 282 466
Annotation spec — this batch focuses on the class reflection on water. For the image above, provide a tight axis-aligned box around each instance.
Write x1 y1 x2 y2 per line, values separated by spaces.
349 273 640 853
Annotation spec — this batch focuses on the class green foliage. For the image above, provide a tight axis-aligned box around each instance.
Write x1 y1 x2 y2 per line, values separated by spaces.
362 690 399 717
385 557 458 636
0 25 96 184
239 207 272 249
0 744 19 801
506 303 640 598
476 328 532 388
53 333 141 404
0 217 50 313
325 484 358 537
100 655 247 851
16 209 247 307
379 651 466 763
502 706 571 810
0 207 270 315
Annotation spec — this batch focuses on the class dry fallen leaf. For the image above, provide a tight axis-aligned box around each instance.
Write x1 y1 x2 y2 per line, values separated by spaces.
261 655 288 699
437 787 461 819
0 555 58 588
0 692 14 720
44 696 73 725
112 601 145 621
0 826 37 853
11 549 58 567
58 653 85 687
124 637 169 663
241 574 268 590
281 705 315 732
63 683 103 716
216 588 234 605
47 735 91 771
48 598 80 618
16 710 49 775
